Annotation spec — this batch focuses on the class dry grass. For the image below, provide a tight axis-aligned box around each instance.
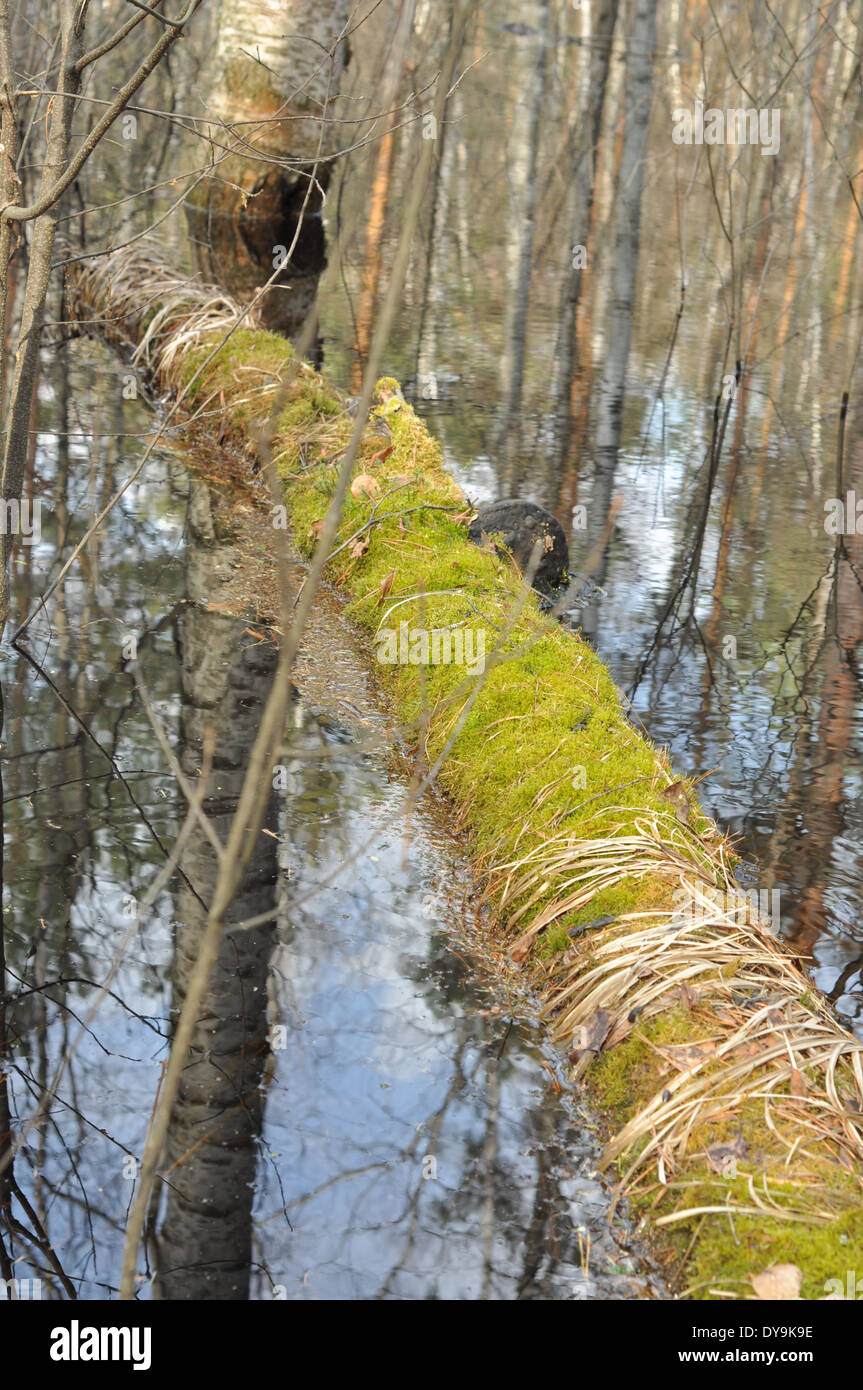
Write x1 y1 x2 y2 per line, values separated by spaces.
499 823 863 1187
65 243 254 388
66 244 863 1293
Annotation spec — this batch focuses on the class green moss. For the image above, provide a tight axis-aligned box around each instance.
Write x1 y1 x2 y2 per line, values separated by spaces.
152 336 863 1302
274 382 699 939
181 330 294 406
682 1191 863 1300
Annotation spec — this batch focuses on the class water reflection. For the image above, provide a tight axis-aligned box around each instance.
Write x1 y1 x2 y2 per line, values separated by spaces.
0 344 656 1299
317 0 863 1038
254 697 656 1300
155 480 279 1300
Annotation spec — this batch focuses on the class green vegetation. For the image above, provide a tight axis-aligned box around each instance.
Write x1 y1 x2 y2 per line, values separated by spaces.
135 314 863 1300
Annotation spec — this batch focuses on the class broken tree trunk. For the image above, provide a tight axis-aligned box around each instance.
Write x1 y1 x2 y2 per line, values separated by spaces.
184 0 350 339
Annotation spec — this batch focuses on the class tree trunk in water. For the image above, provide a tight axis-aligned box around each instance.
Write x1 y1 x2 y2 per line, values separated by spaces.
351 0 417 390
494 1 552 494
586 0 657 633
155 481 279 1299
184 0 349 341
550 0 618 518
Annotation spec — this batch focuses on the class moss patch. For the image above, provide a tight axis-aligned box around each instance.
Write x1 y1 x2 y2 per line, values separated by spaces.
65 260 863 1305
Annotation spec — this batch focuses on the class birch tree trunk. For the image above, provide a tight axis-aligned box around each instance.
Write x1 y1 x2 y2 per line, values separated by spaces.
550 0 619 509
184 0 350 339
588 0 658 621
155 481 278 1300
494 0 552 493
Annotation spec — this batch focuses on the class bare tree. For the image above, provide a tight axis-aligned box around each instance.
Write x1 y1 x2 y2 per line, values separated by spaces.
0 0 203 635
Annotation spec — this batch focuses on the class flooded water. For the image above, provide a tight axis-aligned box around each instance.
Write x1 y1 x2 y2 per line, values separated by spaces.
315 0 863 1037
0 344 659 1300
259 700 655 1300
4 0 862 1303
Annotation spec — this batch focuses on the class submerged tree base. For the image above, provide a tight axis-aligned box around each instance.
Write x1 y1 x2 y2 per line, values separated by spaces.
67 249 863 1300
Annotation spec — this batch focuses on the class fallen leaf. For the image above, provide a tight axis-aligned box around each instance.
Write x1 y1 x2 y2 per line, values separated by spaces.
748 1263 802 1301
659 780 692 825
656 1040 718 1071
367 444 393 466
604 1015 632 1049
376 571 395 607
706 1135 749 1177
677 980 699 1010
568 1008 613 1064
351 473 380 500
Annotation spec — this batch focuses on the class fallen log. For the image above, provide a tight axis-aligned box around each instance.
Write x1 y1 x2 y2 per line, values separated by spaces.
66 246 863 1300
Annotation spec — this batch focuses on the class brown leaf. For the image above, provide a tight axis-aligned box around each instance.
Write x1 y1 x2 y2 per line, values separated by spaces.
656 1040 717 1072
376 571 395 607
568 1009 613 1064
659 780 692 824
368 444 394 466
837 1145 855 1172
604 1015 632 1050
677 980 699 1010
706 1135 749 1177
351 473 380 500
748 1263 802 1301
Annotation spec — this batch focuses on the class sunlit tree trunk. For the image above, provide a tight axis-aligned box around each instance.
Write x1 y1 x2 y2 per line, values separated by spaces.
494 0 552 494
549 0 618 517
351 0 416 390
185 0 349 340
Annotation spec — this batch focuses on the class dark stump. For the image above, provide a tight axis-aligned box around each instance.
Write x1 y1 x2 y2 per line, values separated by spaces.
468 500 569 592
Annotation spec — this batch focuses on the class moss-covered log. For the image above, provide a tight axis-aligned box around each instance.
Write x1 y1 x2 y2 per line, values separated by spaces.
67 248 863 1300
